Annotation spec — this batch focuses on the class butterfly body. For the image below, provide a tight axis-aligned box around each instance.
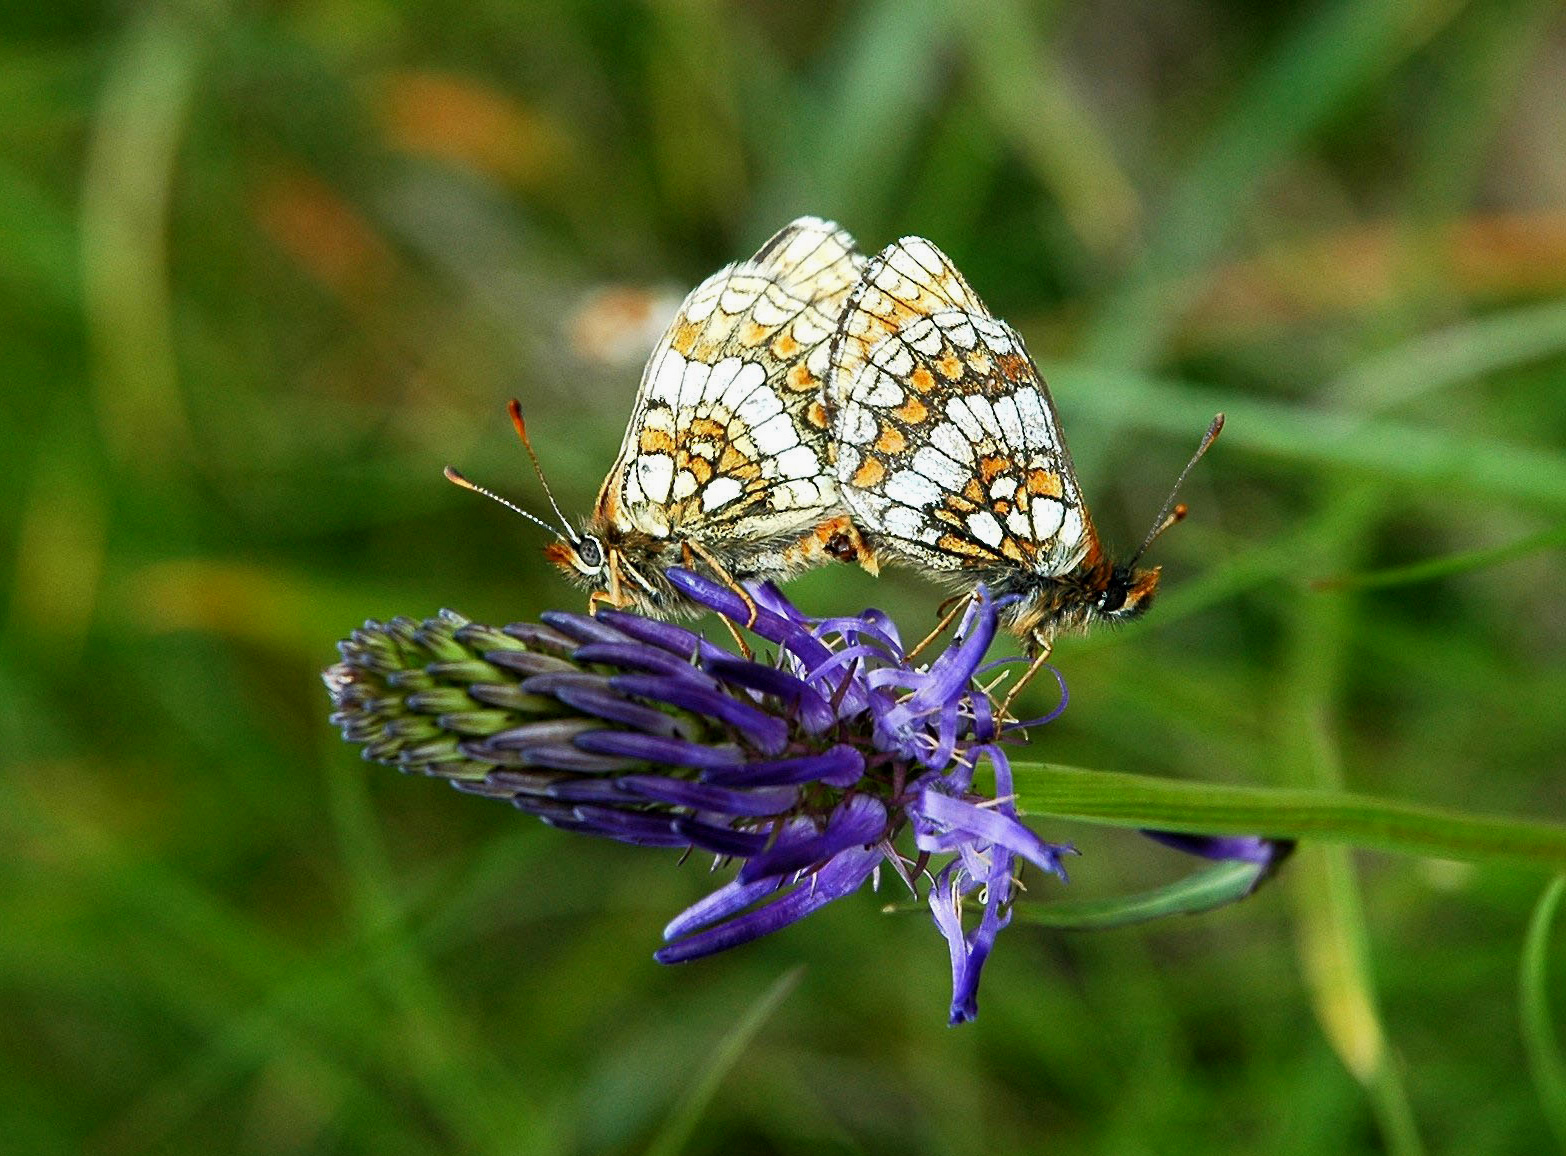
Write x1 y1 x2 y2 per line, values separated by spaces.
545 513 867 618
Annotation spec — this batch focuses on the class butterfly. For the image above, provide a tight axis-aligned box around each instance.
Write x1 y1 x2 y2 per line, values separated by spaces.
827 234 1221 660
450 217 876 618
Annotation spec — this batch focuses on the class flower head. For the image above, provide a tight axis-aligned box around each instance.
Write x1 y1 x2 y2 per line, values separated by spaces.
326 572 1278 1024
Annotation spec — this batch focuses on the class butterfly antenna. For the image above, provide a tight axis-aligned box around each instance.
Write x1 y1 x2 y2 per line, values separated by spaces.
1129 413 1224 567
443 466 568 539
507 399 579 542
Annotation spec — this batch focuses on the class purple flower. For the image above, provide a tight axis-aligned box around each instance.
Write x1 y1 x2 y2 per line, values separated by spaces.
325 574 1283 1025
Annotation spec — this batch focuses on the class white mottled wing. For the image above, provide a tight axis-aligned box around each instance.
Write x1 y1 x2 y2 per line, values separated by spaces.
826 235 987 411
599 217 863 548
831 239 1092 577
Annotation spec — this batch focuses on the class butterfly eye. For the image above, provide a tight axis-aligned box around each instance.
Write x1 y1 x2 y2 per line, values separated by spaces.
577 537 604 569
1099 584 1128 614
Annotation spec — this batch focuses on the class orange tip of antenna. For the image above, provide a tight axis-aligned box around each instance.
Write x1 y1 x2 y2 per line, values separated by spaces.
507 398 529 440
1170 502 1189 523
443 465 480 493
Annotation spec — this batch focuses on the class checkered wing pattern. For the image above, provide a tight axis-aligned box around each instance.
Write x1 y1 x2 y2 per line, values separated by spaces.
831 238 1094 578
825 235 987 412
598 217 864 552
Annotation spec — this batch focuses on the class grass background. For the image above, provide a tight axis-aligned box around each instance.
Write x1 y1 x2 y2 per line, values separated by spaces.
3 0 1565 1151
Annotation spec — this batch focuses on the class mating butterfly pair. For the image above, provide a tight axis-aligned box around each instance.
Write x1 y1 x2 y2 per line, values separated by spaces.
449 217 1219 656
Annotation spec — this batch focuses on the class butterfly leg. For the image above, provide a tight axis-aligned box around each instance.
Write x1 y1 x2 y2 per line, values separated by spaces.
679 540 755 658
587 552 629 617
997 636 1055 723
716 612 754 660
904 592 973 662
683 539 760 629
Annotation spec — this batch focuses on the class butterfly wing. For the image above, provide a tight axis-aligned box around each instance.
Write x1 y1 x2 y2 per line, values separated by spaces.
826 235 987 412
597 217 864 556
831 238 1096 580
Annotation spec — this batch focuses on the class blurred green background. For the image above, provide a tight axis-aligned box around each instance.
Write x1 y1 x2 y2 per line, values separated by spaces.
4 0 1566 1151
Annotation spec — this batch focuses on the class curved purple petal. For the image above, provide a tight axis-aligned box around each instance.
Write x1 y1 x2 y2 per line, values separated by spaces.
671 816 771 857
812 618 904 659
800 643 889 690
663 873 790 940
471 718 604 749
592 609 737 664
519 672 614 696
1001 665 1069 731
1141 831 1294 869
950 850 1013 1025
481 649 578 676
571 642 720 686
549 684 696 738
664 569 796 643
915 789 1070 880
572 730 745 770
523 801 682 845
748 580 811 626
666 570 842 683
499 622 578 656
616 775 797 817
700 745 865 788
465 769 556 796
542 778 639 804
928 862 971 1017
518 744 638 772
703 659 835 734
738 795 887 885
857 608 904 652
610 673 789 756
539 610 637 645
906 591 998 712
655 845 883 963
927 844 1020 1027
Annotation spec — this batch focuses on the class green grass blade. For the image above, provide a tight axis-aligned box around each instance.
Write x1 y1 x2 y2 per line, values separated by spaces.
80 4 201 470
786 0 953 227
1313 523 1566 591
1048 362 1566 509
1325 296 1566 410
644 967 803 1156
1289 486 1425 1156
1009 762 1566 871
1085 0 1461 366
959 0 1137 254
1521 877 1566 1150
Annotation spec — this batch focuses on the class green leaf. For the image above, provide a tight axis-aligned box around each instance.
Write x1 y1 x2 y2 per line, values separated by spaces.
1010 762 1566 872
1010 860 1277 930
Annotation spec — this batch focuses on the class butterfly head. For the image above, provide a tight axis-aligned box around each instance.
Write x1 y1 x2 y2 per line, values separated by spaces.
545 532 607 582
1005 558 1160 651
543 524 682 617
1095 562 1160 622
